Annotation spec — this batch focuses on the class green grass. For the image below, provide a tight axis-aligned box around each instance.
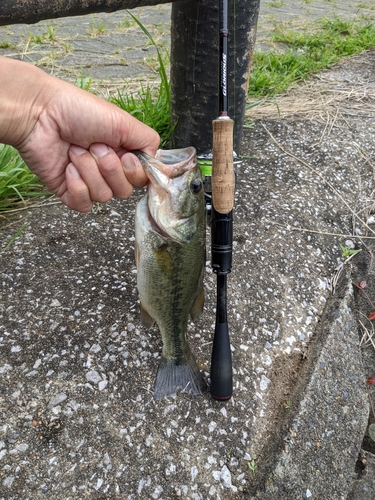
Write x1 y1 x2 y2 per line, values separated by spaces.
356 3 375 10
2 223 27 251
26 25 57 45
0 40 17 49
249 17 375 96
268 0 286 7
116 17 135 30
111 81 173 147
1 15 375 211
88 16 107 37
0 144 46 211
75 75 93 92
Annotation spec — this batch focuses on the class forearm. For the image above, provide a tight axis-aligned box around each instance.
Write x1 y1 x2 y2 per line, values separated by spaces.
0 56 56 148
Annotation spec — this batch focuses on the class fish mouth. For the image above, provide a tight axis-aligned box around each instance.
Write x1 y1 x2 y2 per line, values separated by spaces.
133 148 199 244
132 147 196 183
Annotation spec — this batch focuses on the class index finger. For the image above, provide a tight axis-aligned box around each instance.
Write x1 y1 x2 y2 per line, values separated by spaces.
118 114 160 156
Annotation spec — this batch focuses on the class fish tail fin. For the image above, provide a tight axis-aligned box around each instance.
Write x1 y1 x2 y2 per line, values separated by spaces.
153 349 207 400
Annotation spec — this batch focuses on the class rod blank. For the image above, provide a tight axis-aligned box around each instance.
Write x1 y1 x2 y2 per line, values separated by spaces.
209 0 234 402
210 274 233 400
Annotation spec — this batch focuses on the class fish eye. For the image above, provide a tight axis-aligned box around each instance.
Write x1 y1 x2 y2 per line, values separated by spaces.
190 178 202 194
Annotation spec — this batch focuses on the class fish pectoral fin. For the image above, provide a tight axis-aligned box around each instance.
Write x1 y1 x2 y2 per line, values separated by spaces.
190 287 204 320
140 302 155 329
153 245 174 275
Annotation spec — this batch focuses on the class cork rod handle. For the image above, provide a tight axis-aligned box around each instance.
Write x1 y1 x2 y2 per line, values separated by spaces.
212 118 234 214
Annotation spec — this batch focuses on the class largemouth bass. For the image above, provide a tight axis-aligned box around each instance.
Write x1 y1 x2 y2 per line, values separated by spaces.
134 147 207 400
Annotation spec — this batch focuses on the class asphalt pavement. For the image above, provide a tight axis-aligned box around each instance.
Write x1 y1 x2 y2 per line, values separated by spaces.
1 1 375 499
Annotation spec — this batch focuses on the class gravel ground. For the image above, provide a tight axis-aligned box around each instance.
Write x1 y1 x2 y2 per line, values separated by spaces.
2 51 375 496
1 1 375 499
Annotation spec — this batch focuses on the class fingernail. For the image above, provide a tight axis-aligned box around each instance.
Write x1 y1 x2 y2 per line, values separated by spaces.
122 153 137 169
70 145 88 156
90 143 109 158
68 164 80 178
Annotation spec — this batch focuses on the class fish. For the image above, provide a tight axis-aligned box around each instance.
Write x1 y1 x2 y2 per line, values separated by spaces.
133 147 207 400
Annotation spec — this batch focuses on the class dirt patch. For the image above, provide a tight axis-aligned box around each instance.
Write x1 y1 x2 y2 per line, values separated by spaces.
350 237 375 457
246 48 375 122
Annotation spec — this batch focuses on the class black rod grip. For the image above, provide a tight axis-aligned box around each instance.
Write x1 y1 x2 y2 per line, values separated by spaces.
211 207 233 274
210 274 233 400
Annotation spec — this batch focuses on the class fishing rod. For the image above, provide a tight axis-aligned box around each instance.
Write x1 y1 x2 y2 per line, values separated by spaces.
209 0 234 401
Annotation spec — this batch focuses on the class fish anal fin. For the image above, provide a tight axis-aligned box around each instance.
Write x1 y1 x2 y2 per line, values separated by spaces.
140 302 155 329
190 287 204 321
153 349 207 400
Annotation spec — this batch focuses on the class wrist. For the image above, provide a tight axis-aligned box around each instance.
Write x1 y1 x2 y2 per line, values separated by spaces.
0 57 56 148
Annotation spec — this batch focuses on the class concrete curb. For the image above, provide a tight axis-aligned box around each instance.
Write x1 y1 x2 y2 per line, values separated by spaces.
250 270 369 499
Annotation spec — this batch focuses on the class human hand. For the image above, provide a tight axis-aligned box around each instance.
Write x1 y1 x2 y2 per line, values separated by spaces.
0 57 160 212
